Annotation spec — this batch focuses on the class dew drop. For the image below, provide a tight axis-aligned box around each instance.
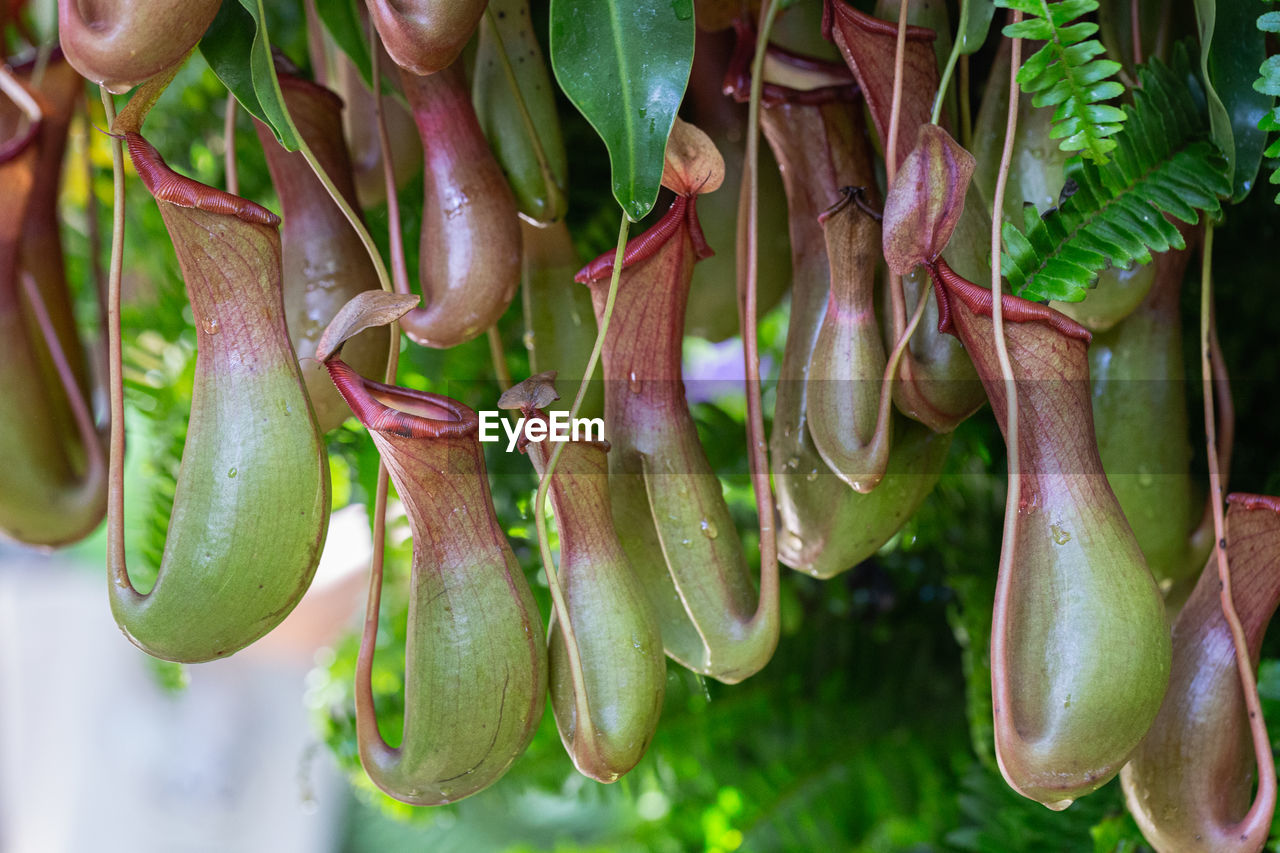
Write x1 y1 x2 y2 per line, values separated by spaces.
227 467 238 479
699 519 718 540
806 469 819 482
202 317 220 335
522 330 535 350
1137 465 1154 488
628 371 641 393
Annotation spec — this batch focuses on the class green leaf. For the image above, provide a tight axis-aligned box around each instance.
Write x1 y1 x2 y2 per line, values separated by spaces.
1195 0 1273 202
958 0 997 54
314 0 373 86
994 0 1127 163
1003 46 1232 302
198 0 301 150
1256 6 1280 203
549 0 695 220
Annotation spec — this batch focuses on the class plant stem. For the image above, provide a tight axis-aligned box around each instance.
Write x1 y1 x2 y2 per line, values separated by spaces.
1200 223 1276 834
224 95 238 196
371 23 411 299
932 0 968 125
988 13 1023 762
885 0 911 184
487 326 512 389
885 0 912 390
100 86 130 591
531 213 630 724
732 0 783 627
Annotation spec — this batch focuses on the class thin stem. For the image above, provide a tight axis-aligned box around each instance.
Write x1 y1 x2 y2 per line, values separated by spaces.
1129 0 1143 67
224 95 239 196
1200 223 1275 840
487 326 512 389
20 272 105 458
989 13 1023 760
482 5 562 221
885 0 913 379
269 37 394 297
0 65 40 124
733 0 782 625
885 0 911 184
296 140 393 294
959 55 973 149
81 93 108 357
357 19 409 758
531 213 629 725
100 86 130 591
932 0 968 125
30 40 52 89
372 21 411 297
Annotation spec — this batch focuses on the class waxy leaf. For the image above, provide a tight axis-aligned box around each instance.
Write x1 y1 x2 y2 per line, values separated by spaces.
957 0 996 54
314 0 373 85
199 0 302 150
549 0 695 220
1195 0 1272 202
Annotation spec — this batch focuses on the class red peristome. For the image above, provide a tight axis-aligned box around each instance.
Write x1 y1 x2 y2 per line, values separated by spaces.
927 259 1092 343
1228 493 1280 514
325 359 477 440
575 195 713 284
124 132 280 227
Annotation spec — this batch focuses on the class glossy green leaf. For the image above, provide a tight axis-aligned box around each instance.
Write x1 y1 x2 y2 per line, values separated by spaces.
958 0 997 54
549 0 695 220
198 0 301 150
314 0 375 88
1194 0 1272 202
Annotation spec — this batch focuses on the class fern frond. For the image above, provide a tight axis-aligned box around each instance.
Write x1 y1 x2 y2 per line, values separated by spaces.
995 0 1127 163
1256 6 1280 203
1002 45 1231 303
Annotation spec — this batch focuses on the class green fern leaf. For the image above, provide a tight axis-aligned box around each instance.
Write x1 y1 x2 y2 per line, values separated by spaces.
1002 45 1231 303
1257 5 1280 203
994 0 1126 163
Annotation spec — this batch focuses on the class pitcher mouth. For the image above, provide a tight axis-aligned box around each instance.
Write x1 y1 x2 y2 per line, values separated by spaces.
326 358 479 439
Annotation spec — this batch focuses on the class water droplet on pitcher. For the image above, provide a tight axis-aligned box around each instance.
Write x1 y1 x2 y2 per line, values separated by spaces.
203 317 220 335
522 330 535 350
227 467 238 479
628 371 641 393
785 456 799 470
699 519 718 539
1051 523 1071 546
1137 465 1154 488
806 469 819 481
